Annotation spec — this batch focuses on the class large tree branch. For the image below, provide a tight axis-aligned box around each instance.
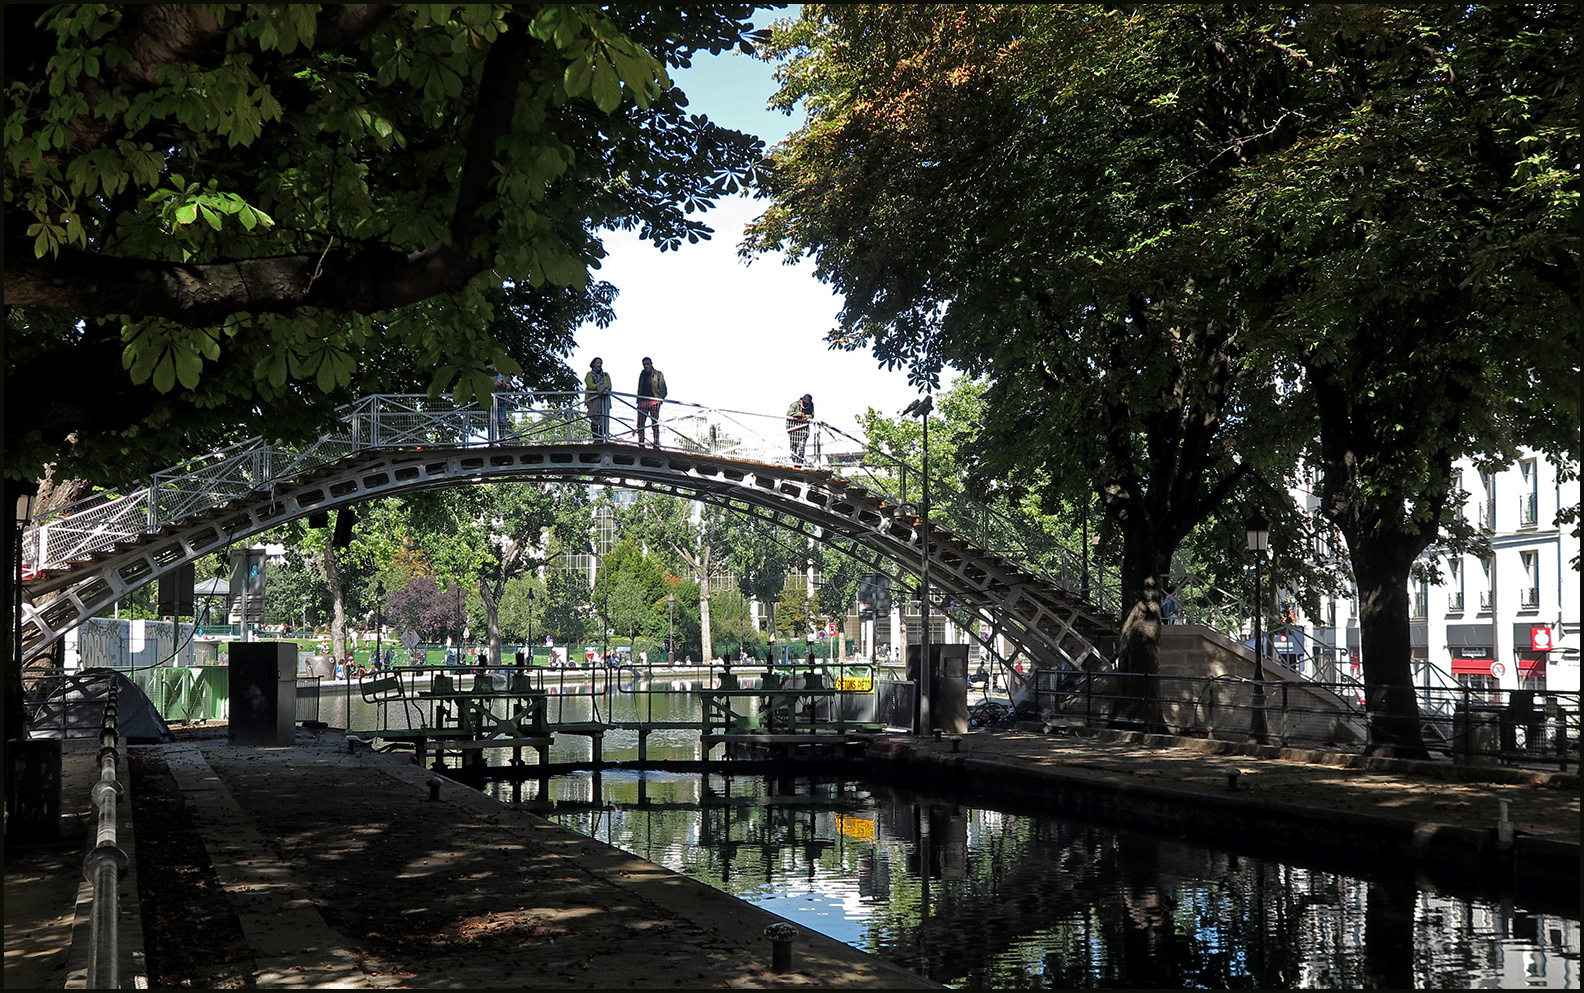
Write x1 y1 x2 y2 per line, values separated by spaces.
7 9 536 324
39 5 395 165
3 237 488 322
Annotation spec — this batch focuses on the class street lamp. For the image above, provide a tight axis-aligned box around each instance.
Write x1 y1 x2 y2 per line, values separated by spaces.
372 580 385 669
524 587 535 668
667 592 676 667
1246 512 1270 744
12 492 37 737
903 394 934 735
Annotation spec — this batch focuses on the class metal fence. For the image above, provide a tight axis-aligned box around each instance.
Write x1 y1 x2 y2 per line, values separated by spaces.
1034 669 1581 770
85 678 128 990
23 391 1119 615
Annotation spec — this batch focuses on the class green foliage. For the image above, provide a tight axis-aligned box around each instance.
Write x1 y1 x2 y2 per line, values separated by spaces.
5 4 772 485
752 4 1576 747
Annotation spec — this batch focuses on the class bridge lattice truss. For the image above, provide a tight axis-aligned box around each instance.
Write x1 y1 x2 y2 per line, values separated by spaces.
20 393 1120 668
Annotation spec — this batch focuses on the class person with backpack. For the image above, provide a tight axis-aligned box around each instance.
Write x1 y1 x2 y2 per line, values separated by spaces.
786 393 814 464
635 356 667 447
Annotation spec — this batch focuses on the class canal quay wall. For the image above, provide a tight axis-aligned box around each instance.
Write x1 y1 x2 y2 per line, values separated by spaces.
865 725 1580 914
7 722 1577 988
5 729 942 990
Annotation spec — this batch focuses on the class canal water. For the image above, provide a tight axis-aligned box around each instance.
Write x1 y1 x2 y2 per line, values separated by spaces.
320 674 1580 989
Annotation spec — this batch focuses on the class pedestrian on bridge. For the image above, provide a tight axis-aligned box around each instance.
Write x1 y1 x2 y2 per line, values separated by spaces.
585 357 612 440
635 356 667 447
786 393 814 464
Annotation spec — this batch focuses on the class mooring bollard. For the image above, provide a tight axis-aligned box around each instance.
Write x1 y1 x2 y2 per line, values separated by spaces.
764 922 799 973
1226 770 1240 791
429 775 443 801
950 735 963 753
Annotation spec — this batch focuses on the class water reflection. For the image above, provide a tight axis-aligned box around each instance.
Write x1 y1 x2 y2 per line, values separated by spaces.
320 677 1579 987
535 772 1577 989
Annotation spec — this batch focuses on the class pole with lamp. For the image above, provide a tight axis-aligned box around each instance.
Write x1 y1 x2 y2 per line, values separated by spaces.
11 492 37 742
1246 512 1270 745
372 580 385 668
667 592 676 667
524 587 535 668
903 395 934 735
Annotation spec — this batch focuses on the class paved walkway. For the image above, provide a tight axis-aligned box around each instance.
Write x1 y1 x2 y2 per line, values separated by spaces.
5 724 1577 988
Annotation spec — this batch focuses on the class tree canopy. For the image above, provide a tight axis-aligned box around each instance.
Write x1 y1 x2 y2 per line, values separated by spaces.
749 4 1578 751
4 3 772 487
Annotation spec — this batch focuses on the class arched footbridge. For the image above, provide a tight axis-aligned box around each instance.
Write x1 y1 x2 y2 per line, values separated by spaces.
20 392 1121 670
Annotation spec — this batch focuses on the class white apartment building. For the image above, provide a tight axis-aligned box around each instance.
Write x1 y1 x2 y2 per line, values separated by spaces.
1290 449 1580 696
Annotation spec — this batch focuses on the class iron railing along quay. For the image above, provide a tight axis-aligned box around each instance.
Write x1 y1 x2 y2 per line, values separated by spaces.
1033 669 1581 769
85 677 129 990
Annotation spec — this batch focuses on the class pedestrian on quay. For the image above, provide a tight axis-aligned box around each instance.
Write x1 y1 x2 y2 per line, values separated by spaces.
585 357 612 440
786 393 814 464
635 356 667 447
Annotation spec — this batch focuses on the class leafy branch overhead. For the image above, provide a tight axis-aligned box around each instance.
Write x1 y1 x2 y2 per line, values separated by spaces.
5 4 772 484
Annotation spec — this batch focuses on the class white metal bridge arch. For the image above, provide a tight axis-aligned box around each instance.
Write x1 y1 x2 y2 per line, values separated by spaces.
20 392 1119 669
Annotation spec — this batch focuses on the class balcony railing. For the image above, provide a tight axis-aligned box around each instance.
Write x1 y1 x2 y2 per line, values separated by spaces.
1447 592 1465 613
1518 493 1539 528
1479 591 1495 611
1521 587 1540 609
1410 593 1428 619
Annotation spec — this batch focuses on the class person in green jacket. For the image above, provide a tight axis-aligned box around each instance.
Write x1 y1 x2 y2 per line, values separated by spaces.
635 356 667 447
585 357 612 440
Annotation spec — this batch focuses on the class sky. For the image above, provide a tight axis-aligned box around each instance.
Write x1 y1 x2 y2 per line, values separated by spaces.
566 9 934 440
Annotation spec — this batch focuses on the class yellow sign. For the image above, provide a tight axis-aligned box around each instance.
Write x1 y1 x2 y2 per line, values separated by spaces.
835 676 873 693
838 814 876 840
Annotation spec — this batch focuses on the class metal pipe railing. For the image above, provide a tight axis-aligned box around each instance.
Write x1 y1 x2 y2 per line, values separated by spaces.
1036 669 1582 768
83 678 128 989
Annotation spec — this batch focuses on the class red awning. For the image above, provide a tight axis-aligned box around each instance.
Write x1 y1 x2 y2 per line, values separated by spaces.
1451 657 1547 676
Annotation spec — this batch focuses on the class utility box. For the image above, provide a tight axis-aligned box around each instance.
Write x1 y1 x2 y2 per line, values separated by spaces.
907 643 970 734
228 641 297 746
5 738 62 843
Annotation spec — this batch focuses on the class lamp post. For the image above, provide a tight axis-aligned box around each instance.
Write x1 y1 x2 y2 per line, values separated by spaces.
1246 512 1270 745
525 587 535 668
12 492 37 738
903 395 934 735
667 592 676 667
372 580 385 669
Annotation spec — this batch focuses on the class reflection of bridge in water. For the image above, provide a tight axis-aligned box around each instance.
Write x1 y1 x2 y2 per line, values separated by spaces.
21 391 1121 678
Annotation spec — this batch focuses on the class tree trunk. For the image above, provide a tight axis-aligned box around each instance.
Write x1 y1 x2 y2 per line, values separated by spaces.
698 569 713 663
480 578 502 667
1110 525 1174 733
317 546 348 666
1352 543 1430 758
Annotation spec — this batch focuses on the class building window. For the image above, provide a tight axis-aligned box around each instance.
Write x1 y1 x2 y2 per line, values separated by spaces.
1519 460 1539 528
1455 672 1501 703
1520 551 1540 609
1447 559 1463 613
1478 557 1495 612
1479 472 1497 531
1411 583 1427 619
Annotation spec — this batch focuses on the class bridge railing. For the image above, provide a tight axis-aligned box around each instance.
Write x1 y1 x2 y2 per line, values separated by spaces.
23 391 1117 615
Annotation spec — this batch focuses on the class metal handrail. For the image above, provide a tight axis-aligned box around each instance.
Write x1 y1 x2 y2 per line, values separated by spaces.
22 391 1119 612
84 678 128 990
